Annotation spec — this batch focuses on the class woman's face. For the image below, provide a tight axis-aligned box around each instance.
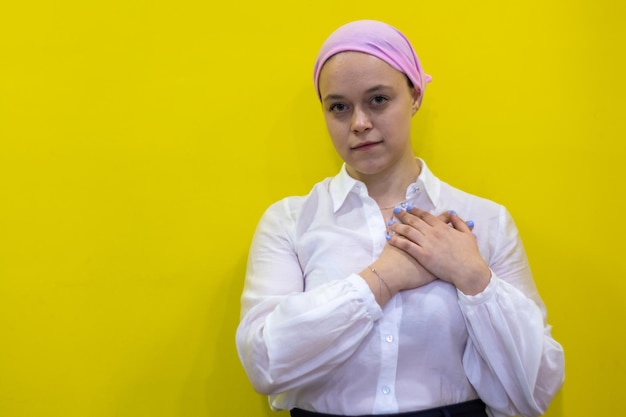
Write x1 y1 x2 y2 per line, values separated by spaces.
318 52 419 180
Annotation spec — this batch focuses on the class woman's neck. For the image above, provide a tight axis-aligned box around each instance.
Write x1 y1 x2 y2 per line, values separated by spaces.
354 157 421 207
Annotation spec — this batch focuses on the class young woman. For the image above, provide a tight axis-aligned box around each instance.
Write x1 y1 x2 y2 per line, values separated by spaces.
236 20 564 417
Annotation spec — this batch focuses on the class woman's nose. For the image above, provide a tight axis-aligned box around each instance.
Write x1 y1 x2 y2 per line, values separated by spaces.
351 107 373 132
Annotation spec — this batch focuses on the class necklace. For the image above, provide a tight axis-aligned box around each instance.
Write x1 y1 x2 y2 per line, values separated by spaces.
379 200 411 240
379 200 409 210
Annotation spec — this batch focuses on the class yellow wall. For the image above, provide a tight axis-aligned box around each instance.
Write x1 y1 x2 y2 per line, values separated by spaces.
1 1 624 416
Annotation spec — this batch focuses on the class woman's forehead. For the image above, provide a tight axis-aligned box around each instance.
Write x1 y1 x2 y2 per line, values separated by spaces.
318 52 408 96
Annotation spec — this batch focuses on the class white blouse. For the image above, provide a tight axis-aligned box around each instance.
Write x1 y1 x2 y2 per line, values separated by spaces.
236 159 564 417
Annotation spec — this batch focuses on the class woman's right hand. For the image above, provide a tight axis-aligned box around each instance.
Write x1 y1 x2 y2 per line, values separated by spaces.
359 211 470 306
359 243 436 306
378 243 439 291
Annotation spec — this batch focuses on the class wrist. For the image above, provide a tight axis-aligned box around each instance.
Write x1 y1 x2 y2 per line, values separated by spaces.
368 260 404 294
455 264 491 295
359 263 398 307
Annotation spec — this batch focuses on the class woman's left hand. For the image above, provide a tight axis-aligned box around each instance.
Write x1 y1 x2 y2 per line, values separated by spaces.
388 207 491 295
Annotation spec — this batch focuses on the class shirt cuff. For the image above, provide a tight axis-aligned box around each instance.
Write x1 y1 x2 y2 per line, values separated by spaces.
456 270 499 306
346 274 383 321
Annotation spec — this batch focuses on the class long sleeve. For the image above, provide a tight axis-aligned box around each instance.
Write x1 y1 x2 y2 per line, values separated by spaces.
235 200 383 396
235 163 565 415
458 207 565 417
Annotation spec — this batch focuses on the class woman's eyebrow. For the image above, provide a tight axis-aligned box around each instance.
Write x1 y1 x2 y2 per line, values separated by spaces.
364 84 392 93
322 93 344 102
323 85 393 103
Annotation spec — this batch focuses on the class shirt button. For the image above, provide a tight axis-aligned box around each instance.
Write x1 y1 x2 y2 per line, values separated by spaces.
382 386 391 395
386 335 394 343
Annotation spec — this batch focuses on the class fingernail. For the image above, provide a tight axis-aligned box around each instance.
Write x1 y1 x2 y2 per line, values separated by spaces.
448 210 457 215
466 220 474 228
385 234 391 241
387 219 394 226
406 204 413 210
393 207 402 214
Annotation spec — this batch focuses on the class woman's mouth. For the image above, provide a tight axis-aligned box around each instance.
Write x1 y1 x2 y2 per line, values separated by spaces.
352 141 382 151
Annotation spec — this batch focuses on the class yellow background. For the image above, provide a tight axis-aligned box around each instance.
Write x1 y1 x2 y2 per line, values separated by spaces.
1 1 624 416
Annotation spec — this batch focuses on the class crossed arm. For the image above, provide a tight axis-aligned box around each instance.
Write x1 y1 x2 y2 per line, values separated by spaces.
359 207 492 306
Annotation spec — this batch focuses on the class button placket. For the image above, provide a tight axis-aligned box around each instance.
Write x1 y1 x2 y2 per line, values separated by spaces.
372 296 401 413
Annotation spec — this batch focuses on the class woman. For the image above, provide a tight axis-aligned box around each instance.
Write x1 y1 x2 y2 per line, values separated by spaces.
236 20 564 417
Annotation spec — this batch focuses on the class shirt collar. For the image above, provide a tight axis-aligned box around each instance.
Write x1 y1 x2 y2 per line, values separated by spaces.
329 158 441 213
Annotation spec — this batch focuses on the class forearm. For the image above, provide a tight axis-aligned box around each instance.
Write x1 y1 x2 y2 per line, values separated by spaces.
460 276 564 417
236 275 382 395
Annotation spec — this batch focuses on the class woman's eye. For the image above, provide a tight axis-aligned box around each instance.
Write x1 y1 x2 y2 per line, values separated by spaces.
371 95 389 105
329 103 348 113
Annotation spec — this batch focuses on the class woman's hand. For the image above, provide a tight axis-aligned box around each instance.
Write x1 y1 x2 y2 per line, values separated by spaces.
387 208 491 295
359 239 437 307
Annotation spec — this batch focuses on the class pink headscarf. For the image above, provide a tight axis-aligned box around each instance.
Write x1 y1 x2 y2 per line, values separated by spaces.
313 20 432 104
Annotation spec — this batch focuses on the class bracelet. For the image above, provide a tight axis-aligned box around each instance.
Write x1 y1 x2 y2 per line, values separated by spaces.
369 265 392 301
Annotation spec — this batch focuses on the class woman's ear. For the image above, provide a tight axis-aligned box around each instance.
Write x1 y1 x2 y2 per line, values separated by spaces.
411 87 421 115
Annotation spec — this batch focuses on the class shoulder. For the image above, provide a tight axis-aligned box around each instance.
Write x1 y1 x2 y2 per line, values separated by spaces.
419 159 505 218
438 180 506 218
251 177 335 249
260 177 334 224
